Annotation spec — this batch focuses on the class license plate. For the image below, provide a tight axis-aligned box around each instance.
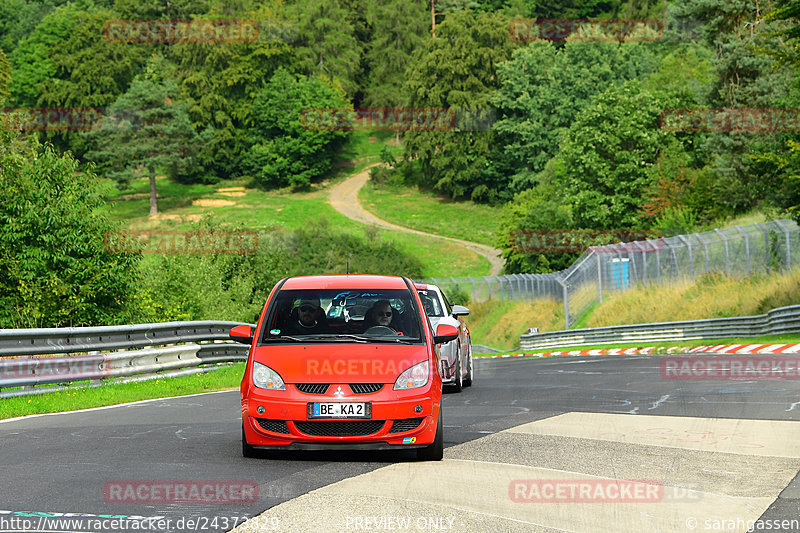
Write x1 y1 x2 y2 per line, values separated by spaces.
308 402 371 419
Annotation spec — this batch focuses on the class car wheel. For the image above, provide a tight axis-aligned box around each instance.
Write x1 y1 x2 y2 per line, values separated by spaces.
242 423 258 458
416 406 443 461
450 346 463 393
463 346 473 387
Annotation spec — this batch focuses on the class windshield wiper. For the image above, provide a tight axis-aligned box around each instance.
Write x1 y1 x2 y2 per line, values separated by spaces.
261 335 308 342
304 334 415 344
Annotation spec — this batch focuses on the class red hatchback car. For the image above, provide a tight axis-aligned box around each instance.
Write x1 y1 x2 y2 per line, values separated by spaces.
230 275 459 461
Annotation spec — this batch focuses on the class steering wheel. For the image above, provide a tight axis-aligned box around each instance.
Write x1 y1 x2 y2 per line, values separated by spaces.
363 326 396 336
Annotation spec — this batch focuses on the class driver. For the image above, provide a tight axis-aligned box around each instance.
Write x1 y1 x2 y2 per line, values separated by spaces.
286 296 328 334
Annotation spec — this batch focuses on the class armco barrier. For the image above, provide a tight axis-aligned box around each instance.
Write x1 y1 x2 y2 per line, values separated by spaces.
0 321 254 397
520 305 800 351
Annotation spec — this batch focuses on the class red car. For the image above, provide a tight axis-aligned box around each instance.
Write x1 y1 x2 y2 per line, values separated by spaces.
230 275 459 461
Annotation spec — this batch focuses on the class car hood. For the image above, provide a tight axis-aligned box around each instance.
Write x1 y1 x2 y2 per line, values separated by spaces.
252 343 430 383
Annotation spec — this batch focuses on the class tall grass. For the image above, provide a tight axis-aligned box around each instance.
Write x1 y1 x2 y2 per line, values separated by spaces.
586 267 800 327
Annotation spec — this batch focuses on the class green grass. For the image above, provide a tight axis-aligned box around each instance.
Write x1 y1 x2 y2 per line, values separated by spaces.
0 364 245 420
474 333 800 356
101 155 491 278
359 181 502 247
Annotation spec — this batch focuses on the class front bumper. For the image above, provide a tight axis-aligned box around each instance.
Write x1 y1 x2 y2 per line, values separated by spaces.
242 385 439 447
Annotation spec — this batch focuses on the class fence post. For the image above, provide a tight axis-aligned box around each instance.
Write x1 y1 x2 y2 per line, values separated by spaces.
634 242 647 284
735 225 751 275
596 251 603 303
775 220 792 269
557 276 569 329
695 232 710 274
678 235 693 279
715 229 730 276
467 276 476 301
755 223 770 273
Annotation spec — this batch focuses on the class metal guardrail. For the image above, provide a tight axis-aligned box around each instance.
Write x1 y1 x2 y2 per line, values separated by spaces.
0 321 254 397
520 305 800 351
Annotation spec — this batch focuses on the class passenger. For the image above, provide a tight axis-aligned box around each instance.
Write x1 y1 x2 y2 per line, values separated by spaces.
286 296 328 335
363 300 400 332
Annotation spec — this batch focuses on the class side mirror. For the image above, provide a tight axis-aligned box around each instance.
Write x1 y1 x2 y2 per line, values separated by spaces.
433 324 459 345
452 305 470 318
229 325 254 345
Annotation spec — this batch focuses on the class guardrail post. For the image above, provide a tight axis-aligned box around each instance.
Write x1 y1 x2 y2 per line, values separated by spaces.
715 229 730 276
735 225 751 275
775 220 792 269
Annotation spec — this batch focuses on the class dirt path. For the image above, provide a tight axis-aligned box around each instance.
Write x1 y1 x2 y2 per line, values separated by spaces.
328 164 504 276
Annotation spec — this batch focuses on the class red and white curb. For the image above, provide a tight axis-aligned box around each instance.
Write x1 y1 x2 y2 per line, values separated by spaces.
479 343 800 359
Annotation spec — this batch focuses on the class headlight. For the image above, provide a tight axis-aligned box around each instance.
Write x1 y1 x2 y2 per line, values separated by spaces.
252 362 285 390
393 361 429 390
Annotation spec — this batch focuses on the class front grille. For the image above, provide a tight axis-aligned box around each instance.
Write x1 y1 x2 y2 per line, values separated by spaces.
256 418 290 434
294 420 385 437
349 383 383 394
296 383 329 394
389 417 424 433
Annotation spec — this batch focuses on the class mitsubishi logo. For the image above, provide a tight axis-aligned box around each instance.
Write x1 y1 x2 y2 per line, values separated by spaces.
333 385 346 398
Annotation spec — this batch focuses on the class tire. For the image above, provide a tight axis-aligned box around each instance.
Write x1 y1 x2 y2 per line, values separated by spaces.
242 423 258 458
450 347 463 393
463 346 473 387
416 406 443 461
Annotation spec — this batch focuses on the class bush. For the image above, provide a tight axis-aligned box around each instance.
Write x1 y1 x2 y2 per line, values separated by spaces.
0 133 139 327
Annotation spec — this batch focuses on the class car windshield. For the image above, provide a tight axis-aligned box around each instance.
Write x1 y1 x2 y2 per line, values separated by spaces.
417 288 446 317
261 288 423 343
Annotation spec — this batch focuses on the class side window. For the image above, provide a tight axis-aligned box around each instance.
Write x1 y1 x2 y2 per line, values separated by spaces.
440 291 453 316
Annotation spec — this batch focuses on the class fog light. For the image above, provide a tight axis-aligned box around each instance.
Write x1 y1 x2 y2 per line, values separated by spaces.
257 406 265 414
414 405 422 413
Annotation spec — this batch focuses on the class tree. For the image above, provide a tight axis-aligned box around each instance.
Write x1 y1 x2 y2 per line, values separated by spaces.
0 132 139 328
401 10 515 202
496 172 576 274
679 0 796 216
286 0 361 97
86 79 206 216
0 49 9 104
489 41 659 193
555 80 674 229
243 68 351 189
362 0 429 107
168 0 292 177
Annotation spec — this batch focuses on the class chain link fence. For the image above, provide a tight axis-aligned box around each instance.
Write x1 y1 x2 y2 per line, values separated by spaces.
416 219 799 329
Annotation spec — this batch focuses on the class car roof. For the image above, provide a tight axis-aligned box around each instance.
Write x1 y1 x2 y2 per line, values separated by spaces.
281 275 411 291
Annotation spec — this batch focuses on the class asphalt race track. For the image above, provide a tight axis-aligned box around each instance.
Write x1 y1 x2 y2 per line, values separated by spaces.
4 354 800 533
